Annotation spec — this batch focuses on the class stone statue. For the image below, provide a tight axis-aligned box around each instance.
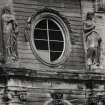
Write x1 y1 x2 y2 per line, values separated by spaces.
46 92 72 105
84 12 102 67
0 5 18 64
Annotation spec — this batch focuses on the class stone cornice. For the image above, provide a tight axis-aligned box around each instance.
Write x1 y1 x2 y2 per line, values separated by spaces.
0 66 105 84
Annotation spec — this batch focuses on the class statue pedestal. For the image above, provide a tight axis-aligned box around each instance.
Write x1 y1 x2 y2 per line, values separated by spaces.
4 60 20 68
91 65 104 73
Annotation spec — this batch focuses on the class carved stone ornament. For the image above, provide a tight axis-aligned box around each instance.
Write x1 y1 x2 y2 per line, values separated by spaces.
0 5 18 64
43 92 73 105
24 17 31 42
2 90 27 105
86 93 105 105
84 12 102 68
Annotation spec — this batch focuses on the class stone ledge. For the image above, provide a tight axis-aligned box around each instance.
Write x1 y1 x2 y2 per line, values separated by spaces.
0 66 105 84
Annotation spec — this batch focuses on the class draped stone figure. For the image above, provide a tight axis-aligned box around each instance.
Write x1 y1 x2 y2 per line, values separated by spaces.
0 5 18 64
84 12 102 67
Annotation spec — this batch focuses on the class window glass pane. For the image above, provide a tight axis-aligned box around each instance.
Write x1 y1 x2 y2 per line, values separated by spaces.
35 19 47 29
48 19 60 30
50 41 64 51
34 29 47 39
34 40 48 50
50 51 62 61
49 30 63 41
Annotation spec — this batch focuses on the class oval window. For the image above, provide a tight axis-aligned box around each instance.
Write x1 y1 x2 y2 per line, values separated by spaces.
30 9 71 66
34 18 64 63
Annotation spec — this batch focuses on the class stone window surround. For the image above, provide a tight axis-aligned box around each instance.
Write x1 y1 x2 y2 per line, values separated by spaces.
30 9 72 67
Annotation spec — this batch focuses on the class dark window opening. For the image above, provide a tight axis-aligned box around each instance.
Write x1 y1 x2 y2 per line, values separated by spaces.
49 31 63 41
48 19 60 30
50 51 62 62
34 29 47 39
35 19 47 29
50 41 64 51
34 40 48 50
